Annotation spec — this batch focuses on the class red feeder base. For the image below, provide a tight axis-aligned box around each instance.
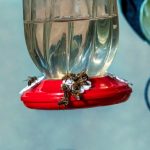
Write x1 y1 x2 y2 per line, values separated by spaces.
21 75 132 110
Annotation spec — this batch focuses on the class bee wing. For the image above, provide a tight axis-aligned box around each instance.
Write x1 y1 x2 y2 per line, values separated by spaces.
23 76 32 82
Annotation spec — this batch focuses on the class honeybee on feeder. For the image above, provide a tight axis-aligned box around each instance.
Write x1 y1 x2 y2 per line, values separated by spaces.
58 84 70 106
72 81 81 90
62 73 70 81
61 84 71 92
62 73 74 81
71 82 81 100
26 76 38 86
70 73 79 81
58 97 69 106
71 90 81 100
58 89 70 106
77 71 89 82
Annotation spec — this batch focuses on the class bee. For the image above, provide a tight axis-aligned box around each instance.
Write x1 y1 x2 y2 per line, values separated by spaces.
62 73 74 81
62 73 79 82
77 71 89 82
71 82 80 98
62 74 70 81
26 76 38 86
58 98 69 106
60 71 90 104
72 81 81 91
71 90 81 100
70 73 79 81
58 92 70 106
59 85 70 106
61 84 71 92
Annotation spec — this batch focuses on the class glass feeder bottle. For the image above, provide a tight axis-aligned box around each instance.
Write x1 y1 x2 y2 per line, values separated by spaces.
21 0 132 110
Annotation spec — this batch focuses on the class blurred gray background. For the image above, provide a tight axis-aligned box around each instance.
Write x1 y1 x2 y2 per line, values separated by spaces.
0 0 150 150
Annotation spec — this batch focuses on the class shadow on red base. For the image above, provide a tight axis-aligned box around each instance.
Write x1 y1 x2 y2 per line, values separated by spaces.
21 75 132 110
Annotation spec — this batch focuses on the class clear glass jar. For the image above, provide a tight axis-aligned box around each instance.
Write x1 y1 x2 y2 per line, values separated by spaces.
23 0 119 79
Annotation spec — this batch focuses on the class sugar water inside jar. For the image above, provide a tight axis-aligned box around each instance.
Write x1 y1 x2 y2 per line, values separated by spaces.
23 0 119 79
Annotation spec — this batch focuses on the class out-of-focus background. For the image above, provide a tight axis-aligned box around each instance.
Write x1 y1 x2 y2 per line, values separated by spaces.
0 0 150 150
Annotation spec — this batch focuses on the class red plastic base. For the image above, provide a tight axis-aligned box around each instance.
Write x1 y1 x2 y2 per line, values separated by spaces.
21 75 132 110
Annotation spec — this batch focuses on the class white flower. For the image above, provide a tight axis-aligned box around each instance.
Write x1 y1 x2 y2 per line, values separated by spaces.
63 79 74 89
82 81 91 91
80 87 85 93
65 79 74 85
